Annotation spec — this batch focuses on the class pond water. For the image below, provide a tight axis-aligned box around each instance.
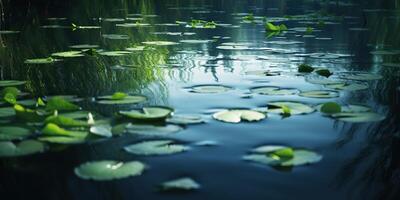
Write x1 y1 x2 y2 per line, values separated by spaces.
0 0 400 199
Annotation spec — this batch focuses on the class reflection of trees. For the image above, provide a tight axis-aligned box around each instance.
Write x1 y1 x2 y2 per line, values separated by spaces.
0 0 170 100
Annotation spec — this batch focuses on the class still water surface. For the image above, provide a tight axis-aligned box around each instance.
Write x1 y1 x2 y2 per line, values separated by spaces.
0 0 399 199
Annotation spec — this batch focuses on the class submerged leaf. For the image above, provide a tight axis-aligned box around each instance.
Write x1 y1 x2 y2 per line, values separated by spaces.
160 177 200 191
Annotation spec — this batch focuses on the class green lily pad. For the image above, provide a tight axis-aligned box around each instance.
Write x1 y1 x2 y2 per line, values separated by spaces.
42 123 88 138
250 86 298 95
51 51 84 58
46 96 80 111
0 126 31 141
243 145 322 167
189 85 232 93
299 90 339 98
262 101 315 115
166 114 205 125
119 106 173 121
97 95 146 105
45 115 88 127
99 51 132 57
325 83 368 91
69 44 100 49
213 110 266 123
180 39 213 44
126 124 183 136
305 75 343 85
340 72 382 81
90 125 112 137
24 57 58 64
0 140 46 157
0 80 26 87
102 34 129 40
74 160 145 181
124 140 188 156
38 136 86 144
320 102 341 114
0 107 15 117
142 41 179 46
160 177 200 191
331 112 385 123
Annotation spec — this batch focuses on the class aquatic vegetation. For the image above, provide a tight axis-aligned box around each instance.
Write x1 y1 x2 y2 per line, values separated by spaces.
0 140 46 157
250 86 298 95
298 64 314 73
126 124 183 136
119 106 173 121
0 80 26 87
24 57 58 64
188 19 217 29
74 160 145 181
0 126 31 141
265 22 288 32
213 110 266 123
259 101 315 115
166 114 205 125
299 90 339 98
243 145 322 168
189 85 232 93
160 177 200 191
97 93 147 104
124 140 188 155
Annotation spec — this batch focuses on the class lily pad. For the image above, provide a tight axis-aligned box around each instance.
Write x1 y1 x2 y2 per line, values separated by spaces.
24 57 58 64
46 96 80 111
99 51 132 57
126 124 183 136
331 112 385 123
69 44 100 49
340 72 382 81
38 136 86 144
51 51 84 58
243 145 322 167
320 102 341 114
42 123 88 138
119 106 173 121
0 140 46 157
213 110 266 123
90 125 112 137
97 94 146 105
124 140 188 155
142 41 179 46
160 177 200 191
0 126 31 141
74 160 145 181
45 115 88 127
262 101 315 115
102 34 129 40
250 86 298 95
166 114 205 125
299 90 339 98
0 107 15 117
189 85 232 93
325 83 368 91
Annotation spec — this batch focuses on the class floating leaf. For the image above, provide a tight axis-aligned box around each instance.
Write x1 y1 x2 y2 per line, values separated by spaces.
213 110 266 123
0 126 31 141
298 64 314 73
243 145 322 167
320 102 341 114
74 160 145 181
250 86 298 95
24 57 58 64
325 83 368 91
1 87 20 104
38 136 85 144
0 80 26 87
160 177 200 191
42 123 88 138
124 140 188 155
45 115 88 127
0 107 15 118
126 124 183 136
0 140 46 157
46 96 80 111
14 104 46 122
299 90 339 98
119 106 173 121
261 101 315 115
340 72 382 81
69 44 100 49
111 92 127 100
51 51 84 58
315 69 332 77
331 112 385 123
189 85 232 93
90 125 112 137
166 114 205 125
97 94 146 105
142 41 179 46
99 51 132 57
102 34 129 40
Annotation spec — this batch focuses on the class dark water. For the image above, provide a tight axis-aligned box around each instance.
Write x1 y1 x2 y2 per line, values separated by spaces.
0 0 400 199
